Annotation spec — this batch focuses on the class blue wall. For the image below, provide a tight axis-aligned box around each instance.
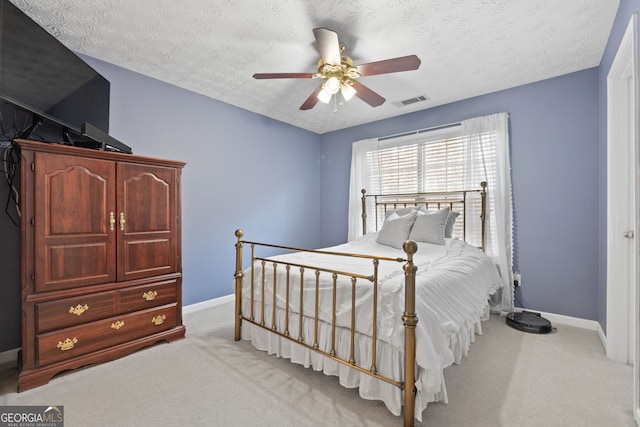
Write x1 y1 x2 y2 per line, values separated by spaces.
82 57 323 306
320 69 600 321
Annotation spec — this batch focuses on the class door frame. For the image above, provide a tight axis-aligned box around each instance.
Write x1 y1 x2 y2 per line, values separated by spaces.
606 12 639 423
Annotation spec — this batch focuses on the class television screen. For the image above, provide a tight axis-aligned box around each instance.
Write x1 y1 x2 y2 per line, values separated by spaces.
0 0 110 136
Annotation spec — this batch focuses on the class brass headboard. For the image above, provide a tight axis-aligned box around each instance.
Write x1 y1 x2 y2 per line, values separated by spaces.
361 181 487 250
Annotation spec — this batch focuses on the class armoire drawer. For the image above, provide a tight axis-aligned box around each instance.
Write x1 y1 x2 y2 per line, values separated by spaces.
118 280 178 313
36 292 116 333
36 304 178 367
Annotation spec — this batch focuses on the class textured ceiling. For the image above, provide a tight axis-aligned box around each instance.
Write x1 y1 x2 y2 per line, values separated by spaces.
10 0 619 134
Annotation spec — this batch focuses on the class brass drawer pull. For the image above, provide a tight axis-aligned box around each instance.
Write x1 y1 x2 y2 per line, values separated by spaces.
142 291 158 301
69 304 89 316
109 211 116 231
111 320 125 330
151 315 166 326
57 337 78 351
119 212 126 231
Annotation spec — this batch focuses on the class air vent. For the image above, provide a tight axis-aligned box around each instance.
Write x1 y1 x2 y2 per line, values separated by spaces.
394 95 430 108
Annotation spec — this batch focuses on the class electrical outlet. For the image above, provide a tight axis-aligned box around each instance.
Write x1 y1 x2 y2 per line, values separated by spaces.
514 272 522 287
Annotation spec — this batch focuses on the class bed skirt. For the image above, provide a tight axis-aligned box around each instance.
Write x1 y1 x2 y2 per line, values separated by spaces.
240 300 490 421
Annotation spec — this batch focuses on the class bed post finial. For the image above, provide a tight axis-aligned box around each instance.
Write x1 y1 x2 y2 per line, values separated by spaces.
361 189 367 235
402 240 418 427
234 229 245 341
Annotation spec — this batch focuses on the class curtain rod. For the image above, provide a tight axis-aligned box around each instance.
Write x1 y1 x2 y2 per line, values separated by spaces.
378 121 462 142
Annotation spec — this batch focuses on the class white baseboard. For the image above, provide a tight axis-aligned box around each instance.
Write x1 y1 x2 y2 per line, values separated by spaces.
190 297 604 334
0 347 19 368
499 308 600 330
1 298 609 369
596 322 607 351
500 308 607 351
189 298 604 333
533 310 600 331
182 293 234 315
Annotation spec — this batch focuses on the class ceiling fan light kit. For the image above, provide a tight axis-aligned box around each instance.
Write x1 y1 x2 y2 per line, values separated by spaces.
323 76 341 95
340 83 356 101
253 27 421 111
317 87 332 104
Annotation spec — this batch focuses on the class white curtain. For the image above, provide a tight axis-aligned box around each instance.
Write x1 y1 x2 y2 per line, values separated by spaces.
348 138 379 241
347 113 514 311
461 112 513 310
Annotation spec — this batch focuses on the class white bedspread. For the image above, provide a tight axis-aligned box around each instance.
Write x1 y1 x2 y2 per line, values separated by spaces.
239 233 504 421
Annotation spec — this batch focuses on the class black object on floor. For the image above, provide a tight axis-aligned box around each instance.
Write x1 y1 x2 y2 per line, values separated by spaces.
506 311 553 334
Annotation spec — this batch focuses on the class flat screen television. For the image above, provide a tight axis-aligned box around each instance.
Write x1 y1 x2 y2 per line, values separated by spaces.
0 0 110 138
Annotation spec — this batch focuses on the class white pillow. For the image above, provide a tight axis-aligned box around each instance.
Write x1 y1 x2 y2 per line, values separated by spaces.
445 211 460 238
408 207 450 245
376 210 418 249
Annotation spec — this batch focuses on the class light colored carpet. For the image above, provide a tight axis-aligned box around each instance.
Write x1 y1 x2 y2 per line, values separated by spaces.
0 301 634 427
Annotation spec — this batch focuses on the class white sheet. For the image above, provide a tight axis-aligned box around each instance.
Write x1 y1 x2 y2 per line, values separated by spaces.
239 233 504 421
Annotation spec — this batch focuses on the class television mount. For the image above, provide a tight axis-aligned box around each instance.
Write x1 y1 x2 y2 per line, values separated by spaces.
15 115 42 140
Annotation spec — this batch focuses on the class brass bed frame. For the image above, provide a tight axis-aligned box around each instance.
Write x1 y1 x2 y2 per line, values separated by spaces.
233 182 487 427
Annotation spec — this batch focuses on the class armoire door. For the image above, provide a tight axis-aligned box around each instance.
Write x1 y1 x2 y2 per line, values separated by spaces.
33 152 117 292
116 162 178 282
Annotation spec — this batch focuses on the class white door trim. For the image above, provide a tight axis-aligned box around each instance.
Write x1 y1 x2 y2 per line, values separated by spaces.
606 12 639 424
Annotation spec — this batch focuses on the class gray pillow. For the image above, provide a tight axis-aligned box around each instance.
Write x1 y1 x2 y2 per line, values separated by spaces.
445 211 460 238
376 210 418 249
408 207 450 245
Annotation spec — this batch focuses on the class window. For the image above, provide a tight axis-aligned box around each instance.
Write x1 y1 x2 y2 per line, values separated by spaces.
348 113 513 310
358 126 495 247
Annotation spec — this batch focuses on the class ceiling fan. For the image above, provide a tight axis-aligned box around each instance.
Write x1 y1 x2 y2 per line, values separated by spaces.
253 28 421 110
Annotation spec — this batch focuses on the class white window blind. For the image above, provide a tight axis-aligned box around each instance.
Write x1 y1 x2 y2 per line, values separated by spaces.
367 131 496 193
360 126 497 248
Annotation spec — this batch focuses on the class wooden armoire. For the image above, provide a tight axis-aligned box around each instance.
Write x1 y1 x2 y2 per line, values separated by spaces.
15 139 186 391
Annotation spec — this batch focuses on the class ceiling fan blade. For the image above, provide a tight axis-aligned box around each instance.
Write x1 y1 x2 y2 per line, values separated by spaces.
356 55 421 77
300 86 323 110
313 27 341 66
352 81 385 107
253 73 314 79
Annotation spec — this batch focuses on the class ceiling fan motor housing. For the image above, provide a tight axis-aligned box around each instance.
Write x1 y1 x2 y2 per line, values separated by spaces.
316 55 360 88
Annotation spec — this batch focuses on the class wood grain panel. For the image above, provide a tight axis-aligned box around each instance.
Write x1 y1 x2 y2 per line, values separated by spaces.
34 152 116 292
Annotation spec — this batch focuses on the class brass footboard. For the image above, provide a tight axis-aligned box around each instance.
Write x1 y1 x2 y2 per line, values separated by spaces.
234 229 418 427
